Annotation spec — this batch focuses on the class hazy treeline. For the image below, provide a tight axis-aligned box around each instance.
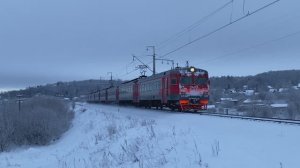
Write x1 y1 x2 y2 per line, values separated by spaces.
0 96 74 151
210 70 300 91
0 79 121 99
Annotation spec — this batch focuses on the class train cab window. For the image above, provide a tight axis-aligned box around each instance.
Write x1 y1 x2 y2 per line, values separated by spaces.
180 77 192 85
195 77 208 85
171 78 177 85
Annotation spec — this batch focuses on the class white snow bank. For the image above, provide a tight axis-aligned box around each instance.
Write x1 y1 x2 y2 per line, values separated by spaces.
0 102 299 168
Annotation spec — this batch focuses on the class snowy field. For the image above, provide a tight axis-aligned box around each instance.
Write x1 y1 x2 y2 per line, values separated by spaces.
0 102 299 168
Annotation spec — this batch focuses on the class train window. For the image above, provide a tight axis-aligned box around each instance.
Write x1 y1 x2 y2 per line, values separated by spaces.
180 77 192 85
171 78 177 85
195 77 208 84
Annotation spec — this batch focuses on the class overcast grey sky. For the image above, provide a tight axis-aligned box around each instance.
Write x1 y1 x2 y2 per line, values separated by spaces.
0 0 300 91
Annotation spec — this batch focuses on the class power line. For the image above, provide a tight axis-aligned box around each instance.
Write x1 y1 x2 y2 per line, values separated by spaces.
117 1 235 79
157 0 233 51
117 0 281 79
159 0 281 59
204 30 300 64
116 28 298 80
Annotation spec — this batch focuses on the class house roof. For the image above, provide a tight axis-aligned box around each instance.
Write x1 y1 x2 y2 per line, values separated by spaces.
221 98 238 102
271 104 288 108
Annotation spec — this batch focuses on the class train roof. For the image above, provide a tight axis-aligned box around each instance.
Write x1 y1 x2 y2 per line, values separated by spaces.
121 75 147 84
169 66 208 74
88 66 208 95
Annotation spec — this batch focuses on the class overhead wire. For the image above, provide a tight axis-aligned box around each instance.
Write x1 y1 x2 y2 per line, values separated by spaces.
204 30 300 64
118 0 234 79
117 0 281 79
158 0 281 59
157 0 233 51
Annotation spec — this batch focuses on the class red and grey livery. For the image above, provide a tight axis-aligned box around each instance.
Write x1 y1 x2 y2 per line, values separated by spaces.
88 66 210 111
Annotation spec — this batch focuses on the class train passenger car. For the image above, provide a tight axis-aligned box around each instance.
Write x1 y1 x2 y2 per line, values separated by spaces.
88 90 100 103
138 74 162 108
107 86 118 103
99 89 107 103
87 92 94 102
118 78 137 104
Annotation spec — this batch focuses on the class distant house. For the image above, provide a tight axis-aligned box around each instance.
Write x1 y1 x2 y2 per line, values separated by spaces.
243 99 263 104
269 88 277 93
278 88 289 92
207 105 216 109
243 99 252 104
244 90 254 96
228 89 237 93
271 103 288 119
220 98 239 107
271 104 288 108
221 98 237 101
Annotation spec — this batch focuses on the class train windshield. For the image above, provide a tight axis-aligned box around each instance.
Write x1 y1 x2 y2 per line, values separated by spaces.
180 76 192 85
195 77 208 85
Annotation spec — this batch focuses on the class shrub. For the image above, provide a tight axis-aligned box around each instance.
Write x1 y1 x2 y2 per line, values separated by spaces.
0 96 74 151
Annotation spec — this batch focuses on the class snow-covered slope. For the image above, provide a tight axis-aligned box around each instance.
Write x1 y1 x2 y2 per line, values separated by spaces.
1 103 299 168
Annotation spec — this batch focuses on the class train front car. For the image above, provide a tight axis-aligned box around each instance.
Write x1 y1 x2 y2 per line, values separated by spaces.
173 67 209 111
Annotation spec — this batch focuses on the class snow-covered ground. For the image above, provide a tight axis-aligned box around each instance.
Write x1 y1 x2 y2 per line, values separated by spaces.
1 102 300 168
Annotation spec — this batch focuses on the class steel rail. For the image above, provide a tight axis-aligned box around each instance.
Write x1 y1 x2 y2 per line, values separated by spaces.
87 102 300 125
199 112 300 125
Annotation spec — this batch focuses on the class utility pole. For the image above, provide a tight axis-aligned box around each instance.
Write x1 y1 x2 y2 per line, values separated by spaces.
107 72 113 87
16 94 23 113
99 76 102 90
146 46 156 75
186 61 189 67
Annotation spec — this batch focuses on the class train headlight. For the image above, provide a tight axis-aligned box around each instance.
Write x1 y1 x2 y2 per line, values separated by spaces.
200 99 209 105
180 99 189 105
190 67 196 72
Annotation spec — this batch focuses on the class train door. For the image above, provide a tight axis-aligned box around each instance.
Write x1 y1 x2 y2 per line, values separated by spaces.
116 87 119 103
105 89 108 103
165 77 169 102
98 92 101 102
133 82 139 103
162 77 168 104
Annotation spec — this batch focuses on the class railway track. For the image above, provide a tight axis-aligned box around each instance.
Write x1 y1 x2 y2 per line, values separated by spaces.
88 102 300 125
139 106 300 125
199 112 300 125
